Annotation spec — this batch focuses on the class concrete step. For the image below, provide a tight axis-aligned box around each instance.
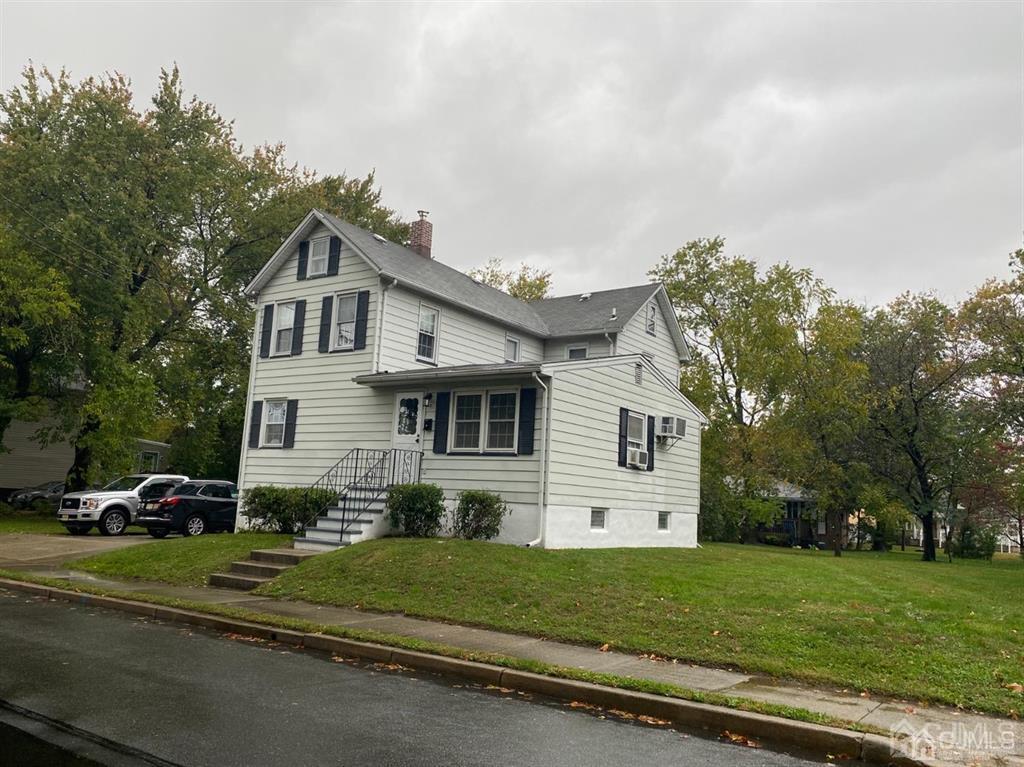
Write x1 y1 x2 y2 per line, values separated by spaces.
311 516 374 532
208 572 272 591
303 527 345 543
250 548 321 566
229 560 292 578
325 505 384 520
293 536 349 552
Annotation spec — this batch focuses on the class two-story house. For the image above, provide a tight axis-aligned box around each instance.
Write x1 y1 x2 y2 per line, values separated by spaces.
238 209 706 550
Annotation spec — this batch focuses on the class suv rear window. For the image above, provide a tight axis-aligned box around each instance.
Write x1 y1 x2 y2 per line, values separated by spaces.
171 482 203 496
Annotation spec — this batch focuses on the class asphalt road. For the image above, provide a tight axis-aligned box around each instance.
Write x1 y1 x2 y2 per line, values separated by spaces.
0 590 837 767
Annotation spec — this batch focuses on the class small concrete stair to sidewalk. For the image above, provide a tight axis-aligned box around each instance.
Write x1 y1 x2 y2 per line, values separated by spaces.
293 489 386 552
208 548 320 591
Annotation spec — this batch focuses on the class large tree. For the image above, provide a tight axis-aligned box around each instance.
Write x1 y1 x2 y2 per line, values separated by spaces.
651 237 822 539
0 65 407 486
469 257 552 301
859 294 974 561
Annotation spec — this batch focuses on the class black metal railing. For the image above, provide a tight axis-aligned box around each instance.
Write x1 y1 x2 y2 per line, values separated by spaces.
300 448 422 539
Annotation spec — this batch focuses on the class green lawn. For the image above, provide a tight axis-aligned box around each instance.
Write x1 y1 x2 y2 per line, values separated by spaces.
255 539 1024 716
71 532 291 587
0 514 66 535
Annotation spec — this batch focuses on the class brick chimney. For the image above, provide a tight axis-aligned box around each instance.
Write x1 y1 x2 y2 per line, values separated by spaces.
409 210 432 258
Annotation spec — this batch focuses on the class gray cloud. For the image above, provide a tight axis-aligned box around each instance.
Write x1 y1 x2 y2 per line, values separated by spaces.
2 0 1020 306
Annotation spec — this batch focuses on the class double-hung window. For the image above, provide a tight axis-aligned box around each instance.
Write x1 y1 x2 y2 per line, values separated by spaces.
309 238 329 277
505 335 520 363
452 393 483 450
627 410 646 452
333 293 358 351
417 305 439 363
646 303 657 335
486 392 517 450
263 401 287 447
450 389 519 453
274 302 296 355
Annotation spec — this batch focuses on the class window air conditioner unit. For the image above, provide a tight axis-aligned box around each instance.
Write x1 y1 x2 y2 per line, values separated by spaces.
659 416 686 439
627 447 648 468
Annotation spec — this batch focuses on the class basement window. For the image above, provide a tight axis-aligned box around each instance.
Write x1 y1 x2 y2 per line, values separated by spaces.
658 511 670 531
590 508 607 530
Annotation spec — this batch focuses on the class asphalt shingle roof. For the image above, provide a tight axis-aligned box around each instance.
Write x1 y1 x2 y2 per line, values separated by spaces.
529 284 661 336
319 212 550 336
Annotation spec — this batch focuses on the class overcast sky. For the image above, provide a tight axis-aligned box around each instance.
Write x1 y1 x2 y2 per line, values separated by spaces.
1 1 1021 306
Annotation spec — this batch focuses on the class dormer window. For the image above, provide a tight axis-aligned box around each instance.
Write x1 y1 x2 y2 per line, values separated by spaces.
646 303 657 336
308 237 330 277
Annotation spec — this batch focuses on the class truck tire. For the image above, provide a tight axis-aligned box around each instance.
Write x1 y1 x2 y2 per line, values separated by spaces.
98 508 129 536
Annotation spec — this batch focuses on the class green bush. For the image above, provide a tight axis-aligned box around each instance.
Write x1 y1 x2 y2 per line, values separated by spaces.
952 522 999 561
386 483 445 538
241 485 336 534
452 490 509 540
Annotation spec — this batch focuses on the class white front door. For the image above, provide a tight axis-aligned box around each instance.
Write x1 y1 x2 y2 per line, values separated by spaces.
392 392 423 451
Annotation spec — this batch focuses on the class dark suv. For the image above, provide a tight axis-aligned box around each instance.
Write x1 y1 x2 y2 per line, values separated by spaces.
136 480 238 538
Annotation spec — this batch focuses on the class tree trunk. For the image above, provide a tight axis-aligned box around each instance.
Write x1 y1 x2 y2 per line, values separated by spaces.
829 508 843 557
65 415 100 491
920 511 937 562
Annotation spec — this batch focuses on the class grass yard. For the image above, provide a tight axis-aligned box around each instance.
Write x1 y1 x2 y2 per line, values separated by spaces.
71 532 291 587
0 514 66 535
256 539 1024 716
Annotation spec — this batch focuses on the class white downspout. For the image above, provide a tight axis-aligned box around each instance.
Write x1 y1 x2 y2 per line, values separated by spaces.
526 372 550 548
374 277 398 373
604 332 616 356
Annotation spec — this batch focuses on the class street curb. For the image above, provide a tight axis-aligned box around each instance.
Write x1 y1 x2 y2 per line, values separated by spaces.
1 578 930 766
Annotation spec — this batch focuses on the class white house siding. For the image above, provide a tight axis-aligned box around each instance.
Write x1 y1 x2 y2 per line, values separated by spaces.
541 335 612 362
417 375 544 545
238 223 391 491
615 300 682 384
543 360 701 548
377 286 544 372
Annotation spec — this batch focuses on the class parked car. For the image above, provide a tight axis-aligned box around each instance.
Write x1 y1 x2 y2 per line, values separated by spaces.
136 480 239 538
9 481 65 509
58 474 188 536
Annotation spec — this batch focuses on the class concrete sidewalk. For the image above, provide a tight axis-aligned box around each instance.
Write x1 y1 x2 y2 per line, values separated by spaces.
18 562 1024 767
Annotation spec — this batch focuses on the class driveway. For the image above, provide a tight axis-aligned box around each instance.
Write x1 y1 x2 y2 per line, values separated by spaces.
0 533 151 571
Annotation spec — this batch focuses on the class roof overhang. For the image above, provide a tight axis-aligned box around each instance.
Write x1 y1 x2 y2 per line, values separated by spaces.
244 209 383 297
354 362 545 387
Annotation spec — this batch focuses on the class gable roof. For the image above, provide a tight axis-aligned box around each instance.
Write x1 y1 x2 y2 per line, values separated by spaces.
245 209 689 359
528 284 659 336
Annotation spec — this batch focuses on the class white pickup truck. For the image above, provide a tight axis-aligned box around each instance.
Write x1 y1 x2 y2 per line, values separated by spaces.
58 474 188 536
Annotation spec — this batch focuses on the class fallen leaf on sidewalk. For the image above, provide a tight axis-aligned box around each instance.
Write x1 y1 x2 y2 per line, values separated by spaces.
722 730 761 748
598 643 611 652
903 706 915 714
637 714 672 726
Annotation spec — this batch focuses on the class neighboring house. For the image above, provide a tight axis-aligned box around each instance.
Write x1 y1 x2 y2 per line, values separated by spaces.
237 209 707 550
0 419 171 499
758 481 825 547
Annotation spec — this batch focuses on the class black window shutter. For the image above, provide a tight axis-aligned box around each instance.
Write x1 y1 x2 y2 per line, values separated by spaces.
517 387 537 455
259 305 274 358
283 400 299 448
327 236 341 276
646 415 655 471
353 290 370 350
290 300 306 356
318 295 334 353
248 401 263 448
618 408 629 467
433 391 450 454
297 241 309 280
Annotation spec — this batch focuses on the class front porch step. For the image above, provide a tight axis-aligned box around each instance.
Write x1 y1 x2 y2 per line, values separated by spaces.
325 506 384 520
229 560 292 578
209 572 272 590
294 536 350 552
312 516 374 532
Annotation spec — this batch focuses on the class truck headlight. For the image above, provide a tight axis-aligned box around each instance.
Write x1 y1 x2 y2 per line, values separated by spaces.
83 498 99 510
